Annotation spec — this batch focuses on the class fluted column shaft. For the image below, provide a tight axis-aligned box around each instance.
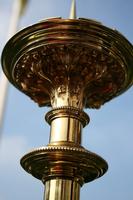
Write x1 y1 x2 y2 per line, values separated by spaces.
44 179 80 200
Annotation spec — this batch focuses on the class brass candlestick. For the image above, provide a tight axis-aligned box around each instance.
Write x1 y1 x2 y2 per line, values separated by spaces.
1 8 133 200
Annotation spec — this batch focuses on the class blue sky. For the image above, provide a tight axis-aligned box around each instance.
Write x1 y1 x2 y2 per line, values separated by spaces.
0 0 133 199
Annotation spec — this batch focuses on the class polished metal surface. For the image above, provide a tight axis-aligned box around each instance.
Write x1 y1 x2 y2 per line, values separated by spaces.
46 107 89 144
50 117 82 144
1 14 133 200
69 0 77 19
21 145 107 184
44 179 80 200
2 18 133 109
20 107 108 190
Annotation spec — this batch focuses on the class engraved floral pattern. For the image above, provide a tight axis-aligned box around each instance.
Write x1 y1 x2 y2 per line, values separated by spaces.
14 43 125 108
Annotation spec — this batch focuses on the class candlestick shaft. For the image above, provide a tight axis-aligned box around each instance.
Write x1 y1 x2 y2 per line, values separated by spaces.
44 179 80 200
45 107 90 145
49 117 82 145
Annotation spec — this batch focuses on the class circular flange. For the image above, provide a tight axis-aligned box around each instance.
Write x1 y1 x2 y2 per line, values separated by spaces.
1 18 133 108
45 106 90 127
20 145 108 185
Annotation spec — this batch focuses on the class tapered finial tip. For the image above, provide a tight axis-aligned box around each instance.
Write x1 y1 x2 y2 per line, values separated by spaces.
69 0 77 19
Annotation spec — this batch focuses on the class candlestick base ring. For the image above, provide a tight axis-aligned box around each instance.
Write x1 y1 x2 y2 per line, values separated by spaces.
21 145 108 185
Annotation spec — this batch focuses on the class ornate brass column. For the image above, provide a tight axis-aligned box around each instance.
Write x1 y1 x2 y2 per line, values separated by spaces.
1 7 133 200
